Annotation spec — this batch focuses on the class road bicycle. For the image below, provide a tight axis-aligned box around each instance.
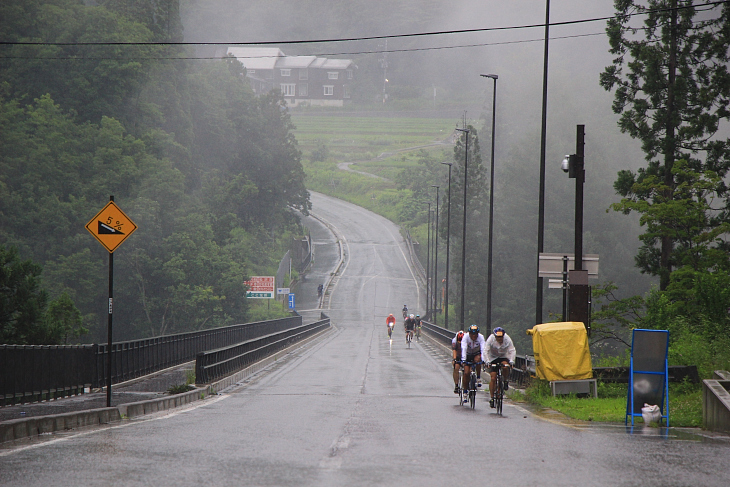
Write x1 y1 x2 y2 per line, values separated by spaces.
415 325 421 342
489 362 508 415
387 324 394 339
459 361 483 410
405 329 414 348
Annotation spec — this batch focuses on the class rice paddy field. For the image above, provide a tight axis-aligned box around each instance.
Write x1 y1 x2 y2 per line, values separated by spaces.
290 114 457 181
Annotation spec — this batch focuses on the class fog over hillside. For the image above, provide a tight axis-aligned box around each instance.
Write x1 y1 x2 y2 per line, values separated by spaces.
181 0 657 323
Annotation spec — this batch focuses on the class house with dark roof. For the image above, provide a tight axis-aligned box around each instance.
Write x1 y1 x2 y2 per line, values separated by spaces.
227 47 356 107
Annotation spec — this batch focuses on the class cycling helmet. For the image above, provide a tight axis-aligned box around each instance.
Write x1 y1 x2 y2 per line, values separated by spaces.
456 331 464 340
493 326 505 336
415 314 420 318
388 313 394 317
468 325 479 334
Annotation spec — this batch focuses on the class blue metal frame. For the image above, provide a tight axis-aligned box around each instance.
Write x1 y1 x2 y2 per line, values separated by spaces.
625 329 670 426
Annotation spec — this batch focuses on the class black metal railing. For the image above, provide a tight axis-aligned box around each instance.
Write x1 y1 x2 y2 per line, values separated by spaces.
1 316 303 407
195 318 330 384
0 344 98 405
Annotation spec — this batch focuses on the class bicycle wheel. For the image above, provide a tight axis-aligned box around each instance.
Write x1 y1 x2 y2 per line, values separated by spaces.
495 372 503 415
469 374 477 409
458 370 465 405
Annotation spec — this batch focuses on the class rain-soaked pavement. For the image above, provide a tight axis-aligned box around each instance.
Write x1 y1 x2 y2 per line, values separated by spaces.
1 192 728 486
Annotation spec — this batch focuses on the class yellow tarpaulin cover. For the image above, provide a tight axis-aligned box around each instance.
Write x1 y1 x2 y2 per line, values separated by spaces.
526 322 593 381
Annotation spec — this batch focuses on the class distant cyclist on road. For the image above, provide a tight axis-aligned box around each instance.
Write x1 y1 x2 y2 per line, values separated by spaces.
414 314 422 340
404 314 416 344
386 313 396 338
452 330 465 393
460 325 487 388
486 327 516 408
402 305 409 319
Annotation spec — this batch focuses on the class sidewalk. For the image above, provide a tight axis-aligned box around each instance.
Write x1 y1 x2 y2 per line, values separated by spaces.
0 362 193 423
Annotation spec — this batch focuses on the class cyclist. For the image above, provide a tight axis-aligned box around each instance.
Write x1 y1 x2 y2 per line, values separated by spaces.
414 314 422 340
386 313 396 338
404 313 416 344
486 326 516 408
451 330 465 393
460 324 486 389
402 304 409 319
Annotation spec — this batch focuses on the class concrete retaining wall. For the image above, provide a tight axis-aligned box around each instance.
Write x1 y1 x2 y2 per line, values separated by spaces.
703 370 730 434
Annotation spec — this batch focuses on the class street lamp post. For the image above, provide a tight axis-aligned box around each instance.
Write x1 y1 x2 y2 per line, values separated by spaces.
455 127 470 328
480 73 498 334
440 162 453 329
431 185 440 322
426 202 431 317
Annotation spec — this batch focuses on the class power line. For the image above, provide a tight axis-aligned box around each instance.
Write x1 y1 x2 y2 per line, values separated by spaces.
0 1 726 48
0 32 608 61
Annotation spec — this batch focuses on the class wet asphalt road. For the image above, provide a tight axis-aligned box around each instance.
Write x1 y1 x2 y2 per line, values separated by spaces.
1 192 729 486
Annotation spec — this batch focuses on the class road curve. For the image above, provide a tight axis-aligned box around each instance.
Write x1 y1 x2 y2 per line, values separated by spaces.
1 193 728 486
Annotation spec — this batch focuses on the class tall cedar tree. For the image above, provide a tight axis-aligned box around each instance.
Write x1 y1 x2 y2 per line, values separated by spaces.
600 0 730 289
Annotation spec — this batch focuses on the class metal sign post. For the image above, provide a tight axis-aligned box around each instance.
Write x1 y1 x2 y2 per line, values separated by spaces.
85 196 137 407
626 329 670 426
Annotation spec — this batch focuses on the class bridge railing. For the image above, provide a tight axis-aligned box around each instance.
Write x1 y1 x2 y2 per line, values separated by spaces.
1 315 303 407
195 318 331 384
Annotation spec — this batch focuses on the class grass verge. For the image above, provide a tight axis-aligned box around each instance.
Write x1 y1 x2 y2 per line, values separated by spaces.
511 379 702 427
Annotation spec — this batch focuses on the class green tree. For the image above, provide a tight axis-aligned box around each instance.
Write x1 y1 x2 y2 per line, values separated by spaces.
45 292 86 344
0 246 49 344
600 0 730 289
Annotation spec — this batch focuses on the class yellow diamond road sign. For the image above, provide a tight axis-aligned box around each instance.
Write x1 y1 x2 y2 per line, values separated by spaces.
85 201 138 252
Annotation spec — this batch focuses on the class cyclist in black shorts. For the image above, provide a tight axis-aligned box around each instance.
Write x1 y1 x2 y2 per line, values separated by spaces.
404 313 416 343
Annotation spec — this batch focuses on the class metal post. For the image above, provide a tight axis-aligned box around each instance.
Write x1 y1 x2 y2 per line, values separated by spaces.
562 255 568 321
426 203 431 316
455 128 470 328
106 195 114 408
575 125 585 271
480 74 498 334
440 162 453 329
431 185 440 322
536 0 551 325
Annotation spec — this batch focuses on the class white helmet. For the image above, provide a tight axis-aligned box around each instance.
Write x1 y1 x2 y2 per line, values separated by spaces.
409 314 415 319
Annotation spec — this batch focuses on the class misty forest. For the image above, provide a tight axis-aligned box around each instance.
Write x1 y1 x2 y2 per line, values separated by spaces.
1 0 730 377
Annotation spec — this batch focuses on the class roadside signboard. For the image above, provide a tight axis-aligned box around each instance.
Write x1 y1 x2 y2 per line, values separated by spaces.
277 287 290 295
85 201 138 253
288 294 295 309
245 276 275 298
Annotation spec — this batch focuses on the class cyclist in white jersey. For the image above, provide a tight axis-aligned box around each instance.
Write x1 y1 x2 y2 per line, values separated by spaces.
460 324 486 388
486 327 516 408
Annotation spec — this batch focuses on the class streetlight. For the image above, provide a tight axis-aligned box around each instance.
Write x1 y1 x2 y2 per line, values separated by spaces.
440 162 453 329
431 185 440 322
455 127 470 328
426 202 431 316
480 73 498 334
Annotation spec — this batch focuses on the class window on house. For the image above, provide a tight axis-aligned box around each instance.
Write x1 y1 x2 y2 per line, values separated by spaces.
328 72 339 80
280 69 291 77
299 84 308 96
324 85 334 96
346 69 353 79
248 69 256 75
299 69 308 80
343 84 351 99
281 84 296 96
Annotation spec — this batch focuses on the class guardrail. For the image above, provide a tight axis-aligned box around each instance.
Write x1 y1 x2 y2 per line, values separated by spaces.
195 318 331 384
1 316 303 407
